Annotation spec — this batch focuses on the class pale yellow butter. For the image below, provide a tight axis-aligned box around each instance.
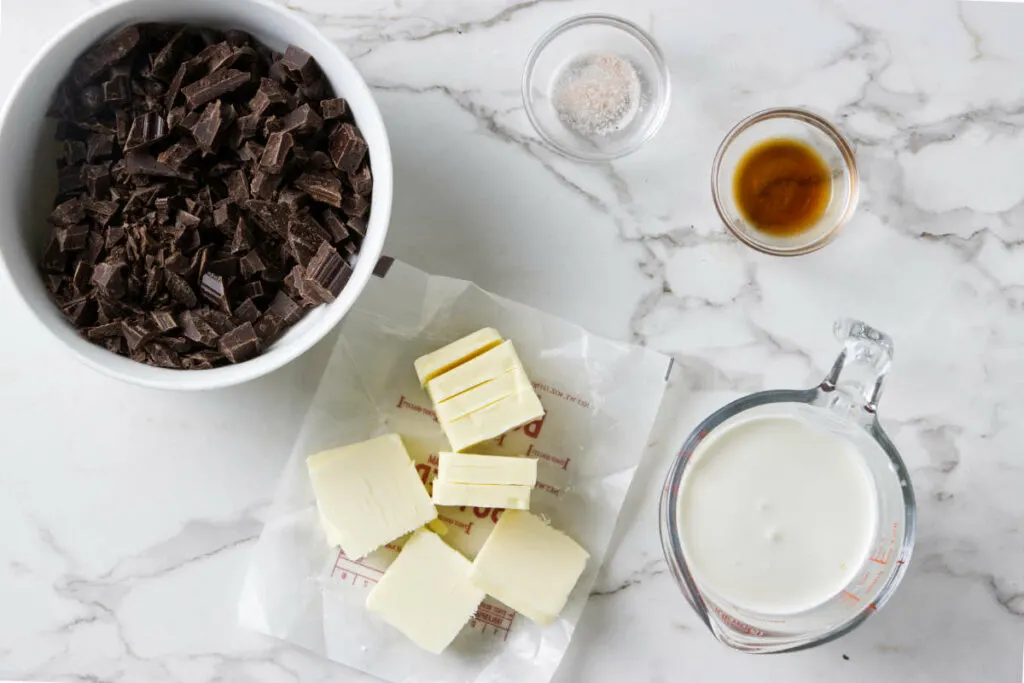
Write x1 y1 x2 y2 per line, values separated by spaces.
441 386 545 452
469 510 589 625
307 434 437 559
427 340 523 404
433 367 532 424
437 451 538 486
431 480 532 509
414 328 502 386
366 529 484 653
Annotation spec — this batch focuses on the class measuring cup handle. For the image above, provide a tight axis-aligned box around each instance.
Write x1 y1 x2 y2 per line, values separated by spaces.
819 318 894 415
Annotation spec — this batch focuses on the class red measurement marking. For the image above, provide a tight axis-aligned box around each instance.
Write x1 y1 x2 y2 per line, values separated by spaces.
867 602 878 611
869 557 888 565
841 590 860 602
469 601 516 640
896 559 905 566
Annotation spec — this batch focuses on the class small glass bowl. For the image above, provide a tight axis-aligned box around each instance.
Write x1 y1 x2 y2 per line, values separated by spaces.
711 108 859 256
522 15 670 161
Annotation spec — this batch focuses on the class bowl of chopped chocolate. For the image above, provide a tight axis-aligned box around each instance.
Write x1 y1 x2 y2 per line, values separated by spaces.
0 0 392 390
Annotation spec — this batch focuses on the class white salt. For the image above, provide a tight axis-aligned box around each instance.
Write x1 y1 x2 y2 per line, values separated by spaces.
551 52 642 138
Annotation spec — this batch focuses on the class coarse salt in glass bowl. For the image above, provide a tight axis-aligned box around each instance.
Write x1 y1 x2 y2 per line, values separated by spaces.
522 15 670 162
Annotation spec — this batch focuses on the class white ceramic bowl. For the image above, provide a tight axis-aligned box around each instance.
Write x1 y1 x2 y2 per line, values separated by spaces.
0 0 392 390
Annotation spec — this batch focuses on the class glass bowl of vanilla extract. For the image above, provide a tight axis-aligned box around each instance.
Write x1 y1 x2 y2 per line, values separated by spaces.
711 108 858 256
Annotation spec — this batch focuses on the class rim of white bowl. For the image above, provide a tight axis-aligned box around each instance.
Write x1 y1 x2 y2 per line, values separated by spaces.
0 0 393 391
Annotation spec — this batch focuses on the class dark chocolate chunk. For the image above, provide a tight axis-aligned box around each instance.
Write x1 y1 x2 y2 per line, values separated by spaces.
164 270 198 307
147 342 183 368
44 273 64 293
57 224 89 252
320 98 349 120
180 309 219 346
279 103 322 136
280 45 321 83
294 172 342 207
241 280 264 301
71 259 92 293
321 209 349 243
82 164 111 196
234 298 260 324
230 218 253 254
342 193 370 218
199 271 230 311
190 100 227 154
181 68 250 109
212 202 235 233
82 197 119 226
150 28 186 79
157 137 198 169
253 311 284 343
102 75 130 104
91 261 127 299
249 170 281 200
151 309 178 332
235 112 261 138
307 150 333 171
206 255 238 277
226 169 250 203
239 249 266 278
267 290 302 325
49 198 84 226
124 112 169 151
61 297 96 327
58 165 84 194
244 200 290 236
72 26 141 86
122 319 157 351
259 131 293 174
304 242 349 302
249 77 291 116
85 321 123 340
373 255 394 278
348 165 372 196
329 122 368 173
218 322 260 363
63 140 87 165
125 151 192 179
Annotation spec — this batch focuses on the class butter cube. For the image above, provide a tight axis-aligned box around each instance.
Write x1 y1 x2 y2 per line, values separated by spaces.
366 529 484 653
441 387 545 453
469 510 589 625
414 328 503 386
434 367 532 424
427 340 523 404
437 452 537 486
307 434 437 559
432 481 531 509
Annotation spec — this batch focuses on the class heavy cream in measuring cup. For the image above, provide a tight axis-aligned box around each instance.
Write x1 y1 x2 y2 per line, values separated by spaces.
678 415 877 614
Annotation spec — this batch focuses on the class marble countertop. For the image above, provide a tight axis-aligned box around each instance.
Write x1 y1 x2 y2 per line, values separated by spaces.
3 0 1024 680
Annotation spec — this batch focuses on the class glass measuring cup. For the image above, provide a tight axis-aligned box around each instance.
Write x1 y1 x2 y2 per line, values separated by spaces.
659 319 916 653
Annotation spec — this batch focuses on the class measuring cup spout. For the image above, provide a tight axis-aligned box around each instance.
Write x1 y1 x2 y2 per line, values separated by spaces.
819 319 893 417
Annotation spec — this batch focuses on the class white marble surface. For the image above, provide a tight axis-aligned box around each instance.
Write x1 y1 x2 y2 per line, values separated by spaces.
2 0 1024 680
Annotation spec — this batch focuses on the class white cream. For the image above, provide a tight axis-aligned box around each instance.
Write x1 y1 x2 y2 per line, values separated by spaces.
677 415 877 615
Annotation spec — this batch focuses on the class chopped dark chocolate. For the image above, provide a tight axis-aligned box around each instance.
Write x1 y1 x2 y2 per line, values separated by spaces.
218 322 260 363
259 131 293 174
278 45 319 84
124 112 169 151
199 271 230 311
40 23 373 369
233 298 260 324
91 261 127 299
151 309 178 332
329 122 368 173
181 68 250 109
57 224 90 252
348 165 373 196
320 98 349 120
294 172 342 207
72 26 140 86
191 100 227 154
278 103 322 136
304 242 349 302
373 255 394 278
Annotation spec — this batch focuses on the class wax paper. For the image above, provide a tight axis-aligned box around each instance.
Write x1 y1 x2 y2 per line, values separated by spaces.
239 260 671 683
